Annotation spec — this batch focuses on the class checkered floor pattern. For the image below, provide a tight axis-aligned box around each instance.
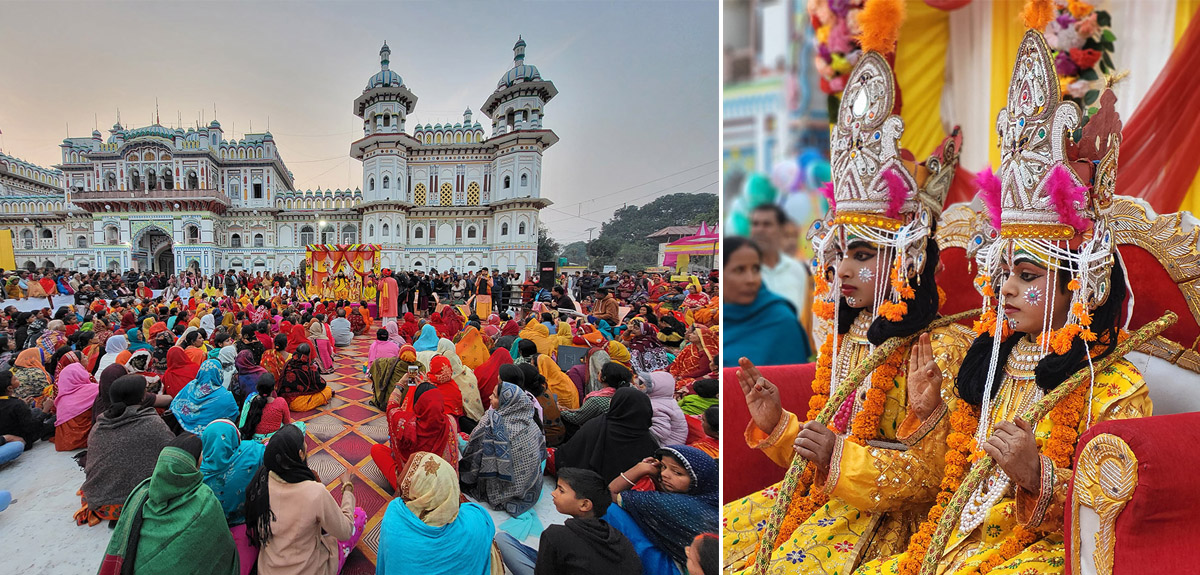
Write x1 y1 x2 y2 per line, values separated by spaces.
295 333 394 574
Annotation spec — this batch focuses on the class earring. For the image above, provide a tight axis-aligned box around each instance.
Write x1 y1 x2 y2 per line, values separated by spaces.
858 268 874 282
1024 286 1042 305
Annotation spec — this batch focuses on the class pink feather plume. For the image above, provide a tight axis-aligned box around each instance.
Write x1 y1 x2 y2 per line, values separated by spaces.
1045 164 1090 232
881 168 908 219
820 182 836 209
974 167 1002 231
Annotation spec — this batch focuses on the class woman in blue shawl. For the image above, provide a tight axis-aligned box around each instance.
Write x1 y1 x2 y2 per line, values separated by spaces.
606 444 719 574
377 451 496 575
413 323 439 352
459 380 546 517
126 328 153 353
170 359 239 435
199 418 264 525
722 236 811 367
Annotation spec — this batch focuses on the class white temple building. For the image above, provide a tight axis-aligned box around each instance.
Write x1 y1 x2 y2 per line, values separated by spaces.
0 37 556 276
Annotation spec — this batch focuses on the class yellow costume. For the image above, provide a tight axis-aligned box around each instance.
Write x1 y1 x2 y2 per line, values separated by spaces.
723 315 971 574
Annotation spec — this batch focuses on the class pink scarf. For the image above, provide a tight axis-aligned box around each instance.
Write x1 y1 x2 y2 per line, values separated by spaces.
54 363 99 425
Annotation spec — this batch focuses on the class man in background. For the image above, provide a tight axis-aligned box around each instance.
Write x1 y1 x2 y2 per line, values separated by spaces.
750 203 809 318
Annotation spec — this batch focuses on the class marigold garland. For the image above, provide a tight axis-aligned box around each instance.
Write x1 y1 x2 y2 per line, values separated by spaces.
897 339 1096 575
764 330 909 553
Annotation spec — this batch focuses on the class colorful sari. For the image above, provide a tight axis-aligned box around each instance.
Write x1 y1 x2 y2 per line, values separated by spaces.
455 327 489 370
459 382 546 516
170 359 239 435
669 325 718 391
370 383 460 489
200 419 265 526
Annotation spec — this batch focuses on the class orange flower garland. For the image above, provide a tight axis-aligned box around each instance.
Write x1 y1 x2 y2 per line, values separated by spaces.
766 335 909 551
898 340 1097 575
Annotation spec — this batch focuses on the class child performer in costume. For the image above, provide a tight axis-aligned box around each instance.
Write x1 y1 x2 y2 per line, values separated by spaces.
723 2 973 572
855 18 1149 575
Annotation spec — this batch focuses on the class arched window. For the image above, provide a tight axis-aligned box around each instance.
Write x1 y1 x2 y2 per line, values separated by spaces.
414 226 423 239
320 225 335 244
383 176 390 189
520 173 528 187
382 223 390 237
518 222 526 235
369 178 375 191
368 224 375 237
131 170 141 190
414 183 427 205
76 235 87 248
501 223 509 236
186 225 199 243
164 170 174 189
467 181 480 205
299 225 314 245
383 115 390 127
147 169 157 190
20 230 33 249
466 226 477 239
341 225 356 244
439 182 452 206
231 233 242 248
106 173 117 190
503 176 511 189
186 171 198 190
253 233 264 247
104 225 119 245
40 228 52 239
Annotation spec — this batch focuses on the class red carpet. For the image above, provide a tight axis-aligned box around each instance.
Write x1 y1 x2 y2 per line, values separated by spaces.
294 331 392 574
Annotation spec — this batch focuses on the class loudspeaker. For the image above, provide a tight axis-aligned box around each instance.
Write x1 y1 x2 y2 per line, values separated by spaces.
538 261 556 290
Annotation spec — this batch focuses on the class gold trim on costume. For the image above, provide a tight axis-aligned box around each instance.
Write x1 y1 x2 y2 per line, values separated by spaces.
1070 432 1139 575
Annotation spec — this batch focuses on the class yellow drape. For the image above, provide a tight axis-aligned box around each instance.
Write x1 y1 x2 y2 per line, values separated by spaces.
988 0 1026 169
894 0 950 160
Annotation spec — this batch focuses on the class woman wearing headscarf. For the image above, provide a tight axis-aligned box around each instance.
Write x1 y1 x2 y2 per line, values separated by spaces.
472 348 512 407
459 381 546 517
96 328 130 374
200 419 265 526
277 344 332 412
640 372 688 447
306 317 334 373
413 323 439 352
606 340 632 369
369 344 420 410
5 275 23 300
500 318 520 337
199 313 216 336
284 324 311 355
120 310 137 332
424 355 465 419
397 313 420 341
11 348 51 410
376 452 498 575
54 362 99 451
92 317 114 350
98 434 240 575
151 330 175 374
433 338 484 423
561 362 630 434
555 387 658 483
234 350 268 402
455 326 490 370
36 319 68 359
245 425 366 575
216 346 239 392
669 325 718 393
162 347 201 397
383 320 405 347
170 359 239 435
516 340 580 411
443 306 466 336
53 347 86 384
76 375 174 527
93 362 168 424
518 319 558 358
369 382 460 490
126 327 153 354
624 319 671 374
554 321 574 347
606 445 719 573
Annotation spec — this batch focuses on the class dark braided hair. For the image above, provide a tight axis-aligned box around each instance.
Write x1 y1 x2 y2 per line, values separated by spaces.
835 233 942 345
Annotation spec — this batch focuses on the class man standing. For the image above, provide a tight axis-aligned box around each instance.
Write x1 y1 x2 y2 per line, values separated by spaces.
750 203 809 317
378 269 399 324
492 268 508 314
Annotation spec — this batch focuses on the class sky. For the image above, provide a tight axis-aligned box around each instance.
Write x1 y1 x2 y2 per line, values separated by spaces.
0 0 719 244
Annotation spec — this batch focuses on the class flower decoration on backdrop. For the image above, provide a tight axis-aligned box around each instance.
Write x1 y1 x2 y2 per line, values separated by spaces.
809 0 865 96
1043 0 1116 118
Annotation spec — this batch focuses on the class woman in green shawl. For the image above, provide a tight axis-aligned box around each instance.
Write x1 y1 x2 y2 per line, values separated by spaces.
99 434 239 575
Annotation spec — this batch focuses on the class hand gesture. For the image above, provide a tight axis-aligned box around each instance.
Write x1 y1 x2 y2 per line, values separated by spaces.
793 421 836 472
906 332 943 421
340 469 355 492
981 418 1042 492
737 357 783 435
636 457 662 479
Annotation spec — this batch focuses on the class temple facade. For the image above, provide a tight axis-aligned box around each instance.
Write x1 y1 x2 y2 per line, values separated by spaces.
0 37 555 277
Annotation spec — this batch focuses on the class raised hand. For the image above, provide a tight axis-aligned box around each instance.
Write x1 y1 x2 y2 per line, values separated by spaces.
906 332 943 421
737 357 783 434
981 418 1042 492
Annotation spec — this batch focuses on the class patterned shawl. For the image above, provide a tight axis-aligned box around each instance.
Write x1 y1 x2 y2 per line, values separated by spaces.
458 381 546 516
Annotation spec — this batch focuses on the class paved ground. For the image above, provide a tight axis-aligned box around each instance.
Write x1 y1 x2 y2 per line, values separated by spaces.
0 331 567 574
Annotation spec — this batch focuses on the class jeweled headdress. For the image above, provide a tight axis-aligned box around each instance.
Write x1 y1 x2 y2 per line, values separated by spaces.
808 49 963 323
971 29 1122 347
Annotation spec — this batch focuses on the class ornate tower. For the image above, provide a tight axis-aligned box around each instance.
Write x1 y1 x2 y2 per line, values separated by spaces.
352 42 418 204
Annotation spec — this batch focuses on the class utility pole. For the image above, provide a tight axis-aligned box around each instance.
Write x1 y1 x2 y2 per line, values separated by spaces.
585 227 596 269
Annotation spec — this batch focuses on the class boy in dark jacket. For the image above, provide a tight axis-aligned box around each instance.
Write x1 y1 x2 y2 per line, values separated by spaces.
495 467 643 575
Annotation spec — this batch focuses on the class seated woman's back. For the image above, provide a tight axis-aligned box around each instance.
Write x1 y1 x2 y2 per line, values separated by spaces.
377 452 496 575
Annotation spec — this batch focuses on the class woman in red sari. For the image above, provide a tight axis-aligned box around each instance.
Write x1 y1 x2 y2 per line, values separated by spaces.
284 324 311 354
261 333 290 382
668 325 718 392
368 381 460 490
160 347 199 397
442 306 464 336
425 355 463 418
429 311 453 340
398 312 420 341
472 348 513 405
